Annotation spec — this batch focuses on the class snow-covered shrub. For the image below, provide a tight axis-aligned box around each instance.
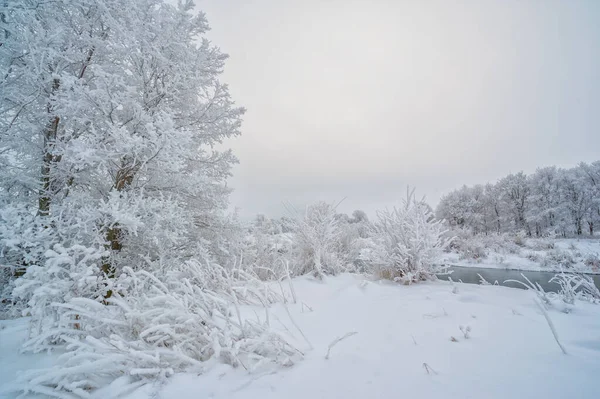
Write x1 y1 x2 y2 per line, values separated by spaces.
541 249 576 269
336 212 373 272
443 229 466 253
371 189 453 283
443 229 483 260
523 251 541 263
242 208 371 279
456 238 487 262
512 232 527 247
348 237 381 273
288 202 347 278
525 238 555 251
583 253 600 273
445 232 530 262
0 204 56 318
12 244 109 347
16 262 300 398
0 204 53 276
505 274 555 306
200 212 247 270
241 216 294 280
508 273 599 310
550 273 600 304
494 234 522 254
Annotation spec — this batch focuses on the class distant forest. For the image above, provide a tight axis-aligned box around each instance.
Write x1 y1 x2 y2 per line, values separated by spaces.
436 161 600 237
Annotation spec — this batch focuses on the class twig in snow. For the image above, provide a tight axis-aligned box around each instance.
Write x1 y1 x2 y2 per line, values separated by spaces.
277 278 288 304
283 259 297 304
534 298 567 355
422 363 438 375
459 325 471 339
301 302 313 313
223 268 245 337
271 313 295 337
411 334 417 346
477 273 491 285
233 370 278 392
325 331 358 360
284 302 313 350
424 308 449 319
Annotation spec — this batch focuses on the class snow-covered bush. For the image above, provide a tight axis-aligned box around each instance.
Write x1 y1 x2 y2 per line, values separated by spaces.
512 231 527 247
541 249 576 269
288 202 348 278
0 204 57 318
240 209 372 279
445 232 531 262
505 274 556 306
241 216 294 280
457 238 487 262
550 273 600 304
524 238 555 251
16 261 300 398
508 272 600 310
583 253 600 272
336 212 373 272
523 251 542 263
12 244 108 347
371 190 453 283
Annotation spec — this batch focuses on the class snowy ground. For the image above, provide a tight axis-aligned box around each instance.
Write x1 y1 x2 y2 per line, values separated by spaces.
439 237 600 274
2 274 599 399
0 318 61 398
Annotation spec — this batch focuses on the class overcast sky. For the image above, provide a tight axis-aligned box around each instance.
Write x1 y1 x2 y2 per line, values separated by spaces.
197 0 600 219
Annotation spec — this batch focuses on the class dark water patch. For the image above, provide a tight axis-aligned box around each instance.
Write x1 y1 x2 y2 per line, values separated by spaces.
437 265 600 293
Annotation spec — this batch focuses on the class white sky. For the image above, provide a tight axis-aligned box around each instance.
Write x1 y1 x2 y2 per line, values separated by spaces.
197 0 600 218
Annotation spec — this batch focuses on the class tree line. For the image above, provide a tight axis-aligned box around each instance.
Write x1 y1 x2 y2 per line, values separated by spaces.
436 162 600 237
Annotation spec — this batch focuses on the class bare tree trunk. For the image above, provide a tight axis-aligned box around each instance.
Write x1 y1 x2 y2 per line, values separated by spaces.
38 78 61 217
38 45 96 217
101 159 139 298
101 226 121 298
495 205 501 233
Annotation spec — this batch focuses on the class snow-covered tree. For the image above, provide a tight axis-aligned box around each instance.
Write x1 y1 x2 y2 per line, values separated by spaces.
497 172 531 234
483 183 503 234
0 3 307 397
0 0 316 397
436 186 471 230
437 185 492 235
527 166 561 236
1 0 244 294
579 161 600 235
557 167 593 236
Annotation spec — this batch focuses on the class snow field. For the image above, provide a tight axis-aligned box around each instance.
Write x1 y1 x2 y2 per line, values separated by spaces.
121 274 600 399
